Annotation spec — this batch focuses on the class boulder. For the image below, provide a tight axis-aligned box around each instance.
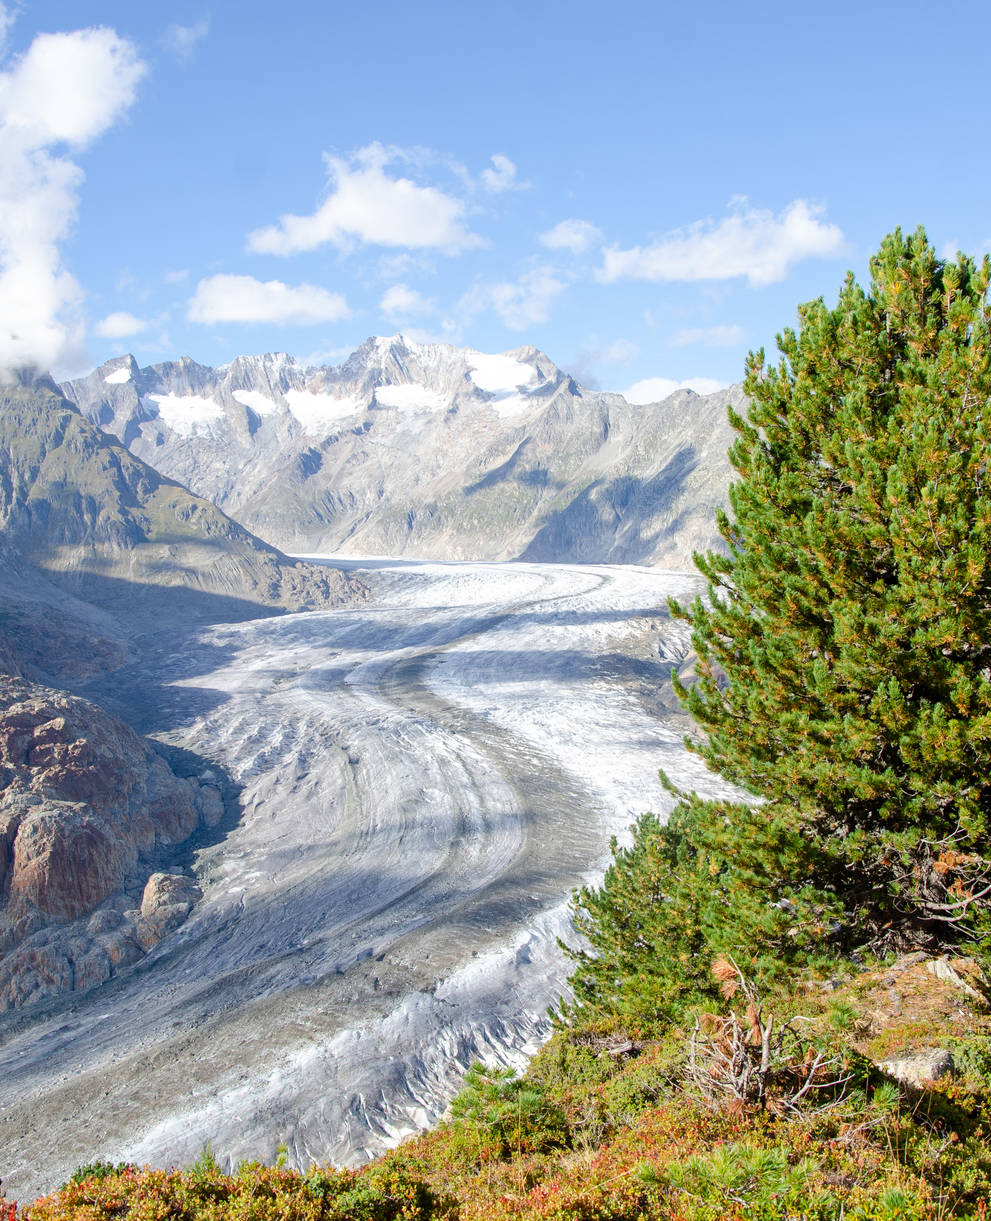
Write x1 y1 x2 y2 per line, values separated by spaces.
0 676 216 1010
879 1048 955 1088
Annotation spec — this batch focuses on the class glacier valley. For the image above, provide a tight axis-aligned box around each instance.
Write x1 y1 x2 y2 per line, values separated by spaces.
0 558 735 1200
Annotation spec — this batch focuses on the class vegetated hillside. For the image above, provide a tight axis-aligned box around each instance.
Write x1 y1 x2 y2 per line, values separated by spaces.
61 338 739 566
10 954 991 1219
0 374 364 645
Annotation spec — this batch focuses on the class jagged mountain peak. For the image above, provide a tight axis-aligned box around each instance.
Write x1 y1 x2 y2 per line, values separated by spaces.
62 339 742 569
79 336 571 410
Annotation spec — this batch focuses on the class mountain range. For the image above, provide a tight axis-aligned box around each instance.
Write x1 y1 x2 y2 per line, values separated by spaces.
62 336 741 567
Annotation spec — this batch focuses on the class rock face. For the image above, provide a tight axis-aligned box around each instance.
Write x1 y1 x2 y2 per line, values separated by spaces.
0 676 222 1010
62 338 740 568
0 375 365 639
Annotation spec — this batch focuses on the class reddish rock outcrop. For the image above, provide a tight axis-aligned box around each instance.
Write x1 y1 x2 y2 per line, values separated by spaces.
0 676 222 1009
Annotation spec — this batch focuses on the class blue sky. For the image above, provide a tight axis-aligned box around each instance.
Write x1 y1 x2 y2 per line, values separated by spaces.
1 0 989 398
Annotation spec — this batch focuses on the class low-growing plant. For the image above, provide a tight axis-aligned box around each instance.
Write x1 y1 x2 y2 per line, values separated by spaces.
64 1162 136 1187
642 1140 827 1219
189 1143 222 1180
828 998 859 1031
872 1080 902 1113
448 1063 569 1162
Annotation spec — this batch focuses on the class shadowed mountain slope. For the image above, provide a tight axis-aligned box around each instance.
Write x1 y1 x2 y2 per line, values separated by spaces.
0 376 364 659
0 377 365 1019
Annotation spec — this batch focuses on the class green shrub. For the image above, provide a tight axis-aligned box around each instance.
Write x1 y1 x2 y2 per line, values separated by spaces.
447 1063 569 1161
64 1161 136 1186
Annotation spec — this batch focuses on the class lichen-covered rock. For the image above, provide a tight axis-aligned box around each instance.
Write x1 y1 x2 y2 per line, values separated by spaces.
879 1048 955 1088
0 676 215 1010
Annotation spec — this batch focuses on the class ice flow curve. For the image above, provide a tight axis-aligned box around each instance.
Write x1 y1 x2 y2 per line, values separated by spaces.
0 560 734 1199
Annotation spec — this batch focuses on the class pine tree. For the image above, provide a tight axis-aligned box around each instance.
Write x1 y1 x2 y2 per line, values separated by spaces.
568 229 991 1025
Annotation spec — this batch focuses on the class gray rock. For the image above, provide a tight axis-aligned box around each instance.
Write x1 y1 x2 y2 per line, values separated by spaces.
879 1048 955 1087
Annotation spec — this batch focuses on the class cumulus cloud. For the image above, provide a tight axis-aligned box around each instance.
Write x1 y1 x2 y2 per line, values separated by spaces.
481 153 528 193
94 310 148 339
187 274 349 326
670 324 745 348
624 376 728 404
0 22 146 376
380 283 435 320
600 200 845 287
602 339 638 365
540 218 603 255
161 19 209 60
247 142 483 256
462 266 566 331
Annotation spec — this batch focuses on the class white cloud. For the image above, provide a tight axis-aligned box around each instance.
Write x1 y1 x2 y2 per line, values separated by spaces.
599 200 845 287
0 23 146 376
247 142 483 256
94 310 148 339
566 337 639 389
540 218 603 255
164 267 189 284
296 343 356 368
624 376 728 404
0 27 145 147
462 266 567 331
187 274 349 326
161 19 209 59
380 283 435 320
670 324 745 348
481 153 528 193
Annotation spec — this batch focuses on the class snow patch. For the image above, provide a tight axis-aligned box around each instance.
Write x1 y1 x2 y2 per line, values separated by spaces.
233 389 280 416
467 352 536 394
103 366 132 385
468 353 539 418
146 392 225 438
487 393 535 419
375 384 447 412
285 389 364 432
375 333 422 357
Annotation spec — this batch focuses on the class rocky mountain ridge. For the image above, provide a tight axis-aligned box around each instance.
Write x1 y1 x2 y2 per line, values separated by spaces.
63 337 741 567
0 376 363 643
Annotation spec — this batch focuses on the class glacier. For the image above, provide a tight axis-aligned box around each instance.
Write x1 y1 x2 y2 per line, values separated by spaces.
0 559 735 1200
